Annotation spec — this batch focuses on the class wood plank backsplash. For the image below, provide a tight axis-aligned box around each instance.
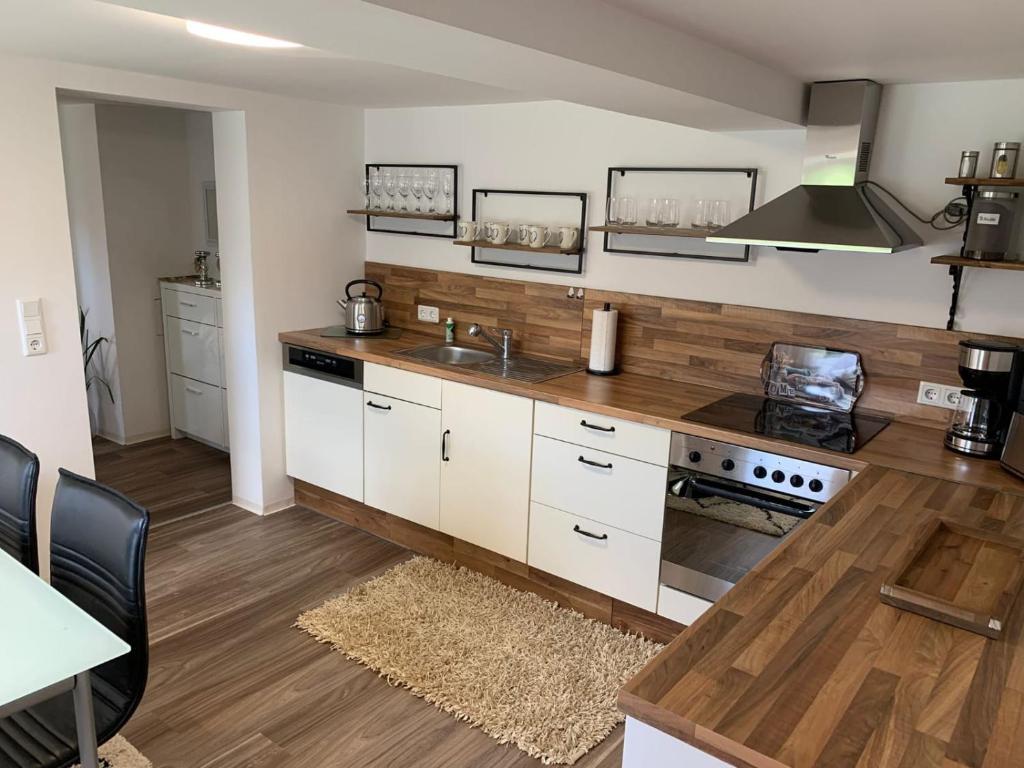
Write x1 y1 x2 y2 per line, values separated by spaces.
365 262 585 362
366 261 1019 428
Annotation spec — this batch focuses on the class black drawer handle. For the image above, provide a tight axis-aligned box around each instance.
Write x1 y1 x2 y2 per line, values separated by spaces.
578 455 613 470
366 401 392 411
580 419 615 433
441 429 450 462
573 524 608 541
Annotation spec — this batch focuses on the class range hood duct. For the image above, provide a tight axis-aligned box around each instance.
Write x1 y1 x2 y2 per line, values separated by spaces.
707 79 922 254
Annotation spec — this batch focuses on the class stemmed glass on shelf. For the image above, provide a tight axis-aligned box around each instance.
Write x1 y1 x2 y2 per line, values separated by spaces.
369 168 383 210
397 173 411 212
441 170 453 215
383 170 396 211
411 170 425 213
424 170 439 214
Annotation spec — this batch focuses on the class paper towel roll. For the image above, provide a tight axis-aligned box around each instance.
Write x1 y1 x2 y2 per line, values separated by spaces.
587 303 618 375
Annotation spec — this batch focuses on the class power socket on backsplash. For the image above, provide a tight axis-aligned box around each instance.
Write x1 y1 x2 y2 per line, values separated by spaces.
417 305 440 323
917 381 962 410
565 287 585 300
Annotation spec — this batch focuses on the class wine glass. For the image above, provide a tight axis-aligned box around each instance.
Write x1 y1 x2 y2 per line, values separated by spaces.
441 171 453 215
383 170 396 211
397 173 411 212
424 170 438 213
411 171 425 213
370 168 383 210
360 175 369 210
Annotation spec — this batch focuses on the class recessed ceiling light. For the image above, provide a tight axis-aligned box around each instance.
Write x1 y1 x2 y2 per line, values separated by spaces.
186 20 302 49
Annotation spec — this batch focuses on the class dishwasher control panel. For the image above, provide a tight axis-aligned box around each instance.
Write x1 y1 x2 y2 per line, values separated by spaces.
283 345 363 388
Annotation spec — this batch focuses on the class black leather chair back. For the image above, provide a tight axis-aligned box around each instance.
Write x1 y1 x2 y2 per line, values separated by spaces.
50 469 150 736
0 433 39 572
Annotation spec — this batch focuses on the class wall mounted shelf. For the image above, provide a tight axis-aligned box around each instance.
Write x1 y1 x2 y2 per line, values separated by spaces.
600 166 757 262
931 254 1024 271
945 177 1024 187
454 239 578 256
355 163 458 238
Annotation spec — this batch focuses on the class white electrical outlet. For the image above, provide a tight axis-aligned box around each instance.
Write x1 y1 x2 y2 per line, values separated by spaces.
917 381 960 410
417 305 440 323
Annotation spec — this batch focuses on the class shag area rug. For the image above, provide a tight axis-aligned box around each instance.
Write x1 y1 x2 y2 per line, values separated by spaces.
296 556 663 765
73 735 151 768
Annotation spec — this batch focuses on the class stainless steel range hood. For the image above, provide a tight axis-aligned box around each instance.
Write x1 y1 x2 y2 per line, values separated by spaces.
707 79 922 254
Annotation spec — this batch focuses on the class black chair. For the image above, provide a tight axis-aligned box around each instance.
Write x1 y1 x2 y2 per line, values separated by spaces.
0 433 40 573
0 470 150 768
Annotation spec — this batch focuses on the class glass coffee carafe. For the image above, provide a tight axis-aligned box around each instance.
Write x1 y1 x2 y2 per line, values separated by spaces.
945 389 1005 456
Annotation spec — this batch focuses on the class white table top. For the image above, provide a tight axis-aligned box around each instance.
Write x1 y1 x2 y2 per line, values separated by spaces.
0 550 130 707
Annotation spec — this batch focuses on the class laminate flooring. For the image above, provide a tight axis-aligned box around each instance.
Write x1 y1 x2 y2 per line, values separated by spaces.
122 504 626 767
93 436 232 525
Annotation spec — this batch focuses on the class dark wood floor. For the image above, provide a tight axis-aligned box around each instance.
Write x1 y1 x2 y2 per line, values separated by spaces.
123 504 626 768
93 436 232 525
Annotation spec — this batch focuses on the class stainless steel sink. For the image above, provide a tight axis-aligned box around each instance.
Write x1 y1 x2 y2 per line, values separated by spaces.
397 344 581 383
400 345 496 366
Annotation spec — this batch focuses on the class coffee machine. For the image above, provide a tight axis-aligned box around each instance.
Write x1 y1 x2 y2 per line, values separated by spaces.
945 339 1023 458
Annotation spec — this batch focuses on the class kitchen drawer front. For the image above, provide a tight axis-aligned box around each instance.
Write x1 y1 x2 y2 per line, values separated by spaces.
364 362 442 409
657 585 713 627
534 402 670 465
169 374 225 447
165 315 221 386
531 435 666 541
161 286 218 326
528 502 659 612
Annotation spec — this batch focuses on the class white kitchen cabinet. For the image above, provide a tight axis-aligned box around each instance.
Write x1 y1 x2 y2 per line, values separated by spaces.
364 391 441 529
440 381 534 562
164 315 222 387
283 370 364 501
168 375 225 448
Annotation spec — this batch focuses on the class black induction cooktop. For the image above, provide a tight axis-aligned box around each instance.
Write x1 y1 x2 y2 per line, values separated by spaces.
683 392 892 454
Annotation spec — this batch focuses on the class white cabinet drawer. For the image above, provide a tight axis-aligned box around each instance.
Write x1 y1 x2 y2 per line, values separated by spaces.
657 585 713 627
534 402 670 465
531 435 666 541
169 374 225 447
364 362 441 409
528 502 660 611
161 286 218 326
165 315 221 386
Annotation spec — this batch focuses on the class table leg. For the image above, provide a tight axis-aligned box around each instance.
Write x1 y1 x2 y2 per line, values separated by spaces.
73 671 100 768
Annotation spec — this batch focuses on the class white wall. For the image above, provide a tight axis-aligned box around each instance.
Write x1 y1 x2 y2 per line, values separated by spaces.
185 110 218 274
365 83 1024 337
0 53 364 571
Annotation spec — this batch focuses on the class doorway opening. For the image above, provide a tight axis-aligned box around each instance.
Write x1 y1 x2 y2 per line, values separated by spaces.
57 96 231 525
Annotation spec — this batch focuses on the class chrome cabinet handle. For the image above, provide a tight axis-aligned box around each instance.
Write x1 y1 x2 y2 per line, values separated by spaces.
441 429 450 462
578 455 613 470
181 328 200 337
573 524 608 541
580 419 614 433
366 400 392 411
184 386 203 395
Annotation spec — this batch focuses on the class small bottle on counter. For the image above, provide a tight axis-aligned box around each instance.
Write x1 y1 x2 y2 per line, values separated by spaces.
445 317 455 344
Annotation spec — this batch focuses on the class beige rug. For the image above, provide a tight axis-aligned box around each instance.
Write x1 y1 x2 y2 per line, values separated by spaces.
73 735 151 768
296 556 663 765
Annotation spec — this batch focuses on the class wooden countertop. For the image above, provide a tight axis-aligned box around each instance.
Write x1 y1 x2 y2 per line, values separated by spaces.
280 327 1024 768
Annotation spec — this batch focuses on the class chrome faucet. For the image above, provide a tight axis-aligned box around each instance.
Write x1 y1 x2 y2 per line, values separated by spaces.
468 324 513 360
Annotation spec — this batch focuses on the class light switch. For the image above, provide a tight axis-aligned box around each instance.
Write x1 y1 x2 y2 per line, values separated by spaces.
17 298 47 356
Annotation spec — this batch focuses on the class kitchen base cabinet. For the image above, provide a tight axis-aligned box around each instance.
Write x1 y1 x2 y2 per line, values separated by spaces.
168 375 225 448
283 370 363 502
364 391 441 529
528 502 660 612
439 381 533 562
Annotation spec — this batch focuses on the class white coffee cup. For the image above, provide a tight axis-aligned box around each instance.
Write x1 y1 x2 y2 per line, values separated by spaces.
558 226 579 250
527 224 550 249
516 222 531 244
488 222 513 244
457 220 478 241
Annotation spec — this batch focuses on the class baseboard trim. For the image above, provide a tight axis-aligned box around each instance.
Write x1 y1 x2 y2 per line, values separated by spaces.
233 494 295 516
294 479 685 644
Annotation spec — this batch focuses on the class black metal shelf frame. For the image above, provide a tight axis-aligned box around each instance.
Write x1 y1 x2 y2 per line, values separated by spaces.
469 188 588 274
362 163 459 239
944 182 976 330
602 166 758 261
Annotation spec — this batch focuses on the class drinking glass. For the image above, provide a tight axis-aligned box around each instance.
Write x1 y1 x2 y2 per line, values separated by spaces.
411 171 425 213
619 196 637 225
645 197 661 226
659 198 680 227
360 175 369 210
606 197 620 225
442 171 453 214
691 199 709 229
370 168 383 210
397 173 411 212
383 170 396 211
424 170 439 213
710 200 731 229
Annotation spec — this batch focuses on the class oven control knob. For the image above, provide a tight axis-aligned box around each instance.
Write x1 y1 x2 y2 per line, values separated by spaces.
721 458 735 471
789 474 804 488
753 466 767 479
809 479 824 493
688 451 702 463
771 470 786 483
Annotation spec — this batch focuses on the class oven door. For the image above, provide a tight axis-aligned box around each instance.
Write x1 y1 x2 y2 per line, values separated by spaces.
661 470 817 605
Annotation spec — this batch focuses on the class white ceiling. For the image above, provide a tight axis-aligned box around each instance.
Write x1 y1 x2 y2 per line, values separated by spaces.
605 0 1024 84
0 0 525 107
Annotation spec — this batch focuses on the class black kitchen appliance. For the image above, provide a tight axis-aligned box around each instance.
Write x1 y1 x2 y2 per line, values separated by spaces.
945 339 1023 457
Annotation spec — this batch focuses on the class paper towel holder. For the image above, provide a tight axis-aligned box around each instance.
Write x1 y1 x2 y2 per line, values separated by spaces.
586 301 620 376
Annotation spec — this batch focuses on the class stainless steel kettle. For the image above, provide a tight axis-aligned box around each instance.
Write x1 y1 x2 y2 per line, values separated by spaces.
337 279 385 335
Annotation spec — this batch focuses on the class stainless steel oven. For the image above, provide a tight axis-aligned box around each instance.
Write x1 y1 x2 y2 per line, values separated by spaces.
659 433 851 623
